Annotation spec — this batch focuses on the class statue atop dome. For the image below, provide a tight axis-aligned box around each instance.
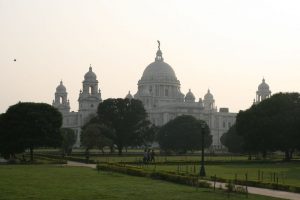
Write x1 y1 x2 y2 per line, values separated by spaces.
157 40 160 50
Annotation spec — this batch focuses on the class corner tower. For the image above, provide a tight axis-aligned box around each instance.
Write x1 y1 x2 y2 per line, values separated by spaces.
52 81 70 114
255 78 271 103
78 65 102 125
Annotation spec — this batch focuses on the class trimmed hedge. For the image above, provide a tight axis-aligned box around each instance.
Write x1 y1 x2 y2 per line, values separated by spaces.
97 163 211 188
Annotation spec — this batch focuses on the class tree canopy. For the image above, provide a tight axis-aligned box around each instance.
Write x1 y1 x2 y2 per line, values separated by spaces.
96 98 152 154
157 115 212 153
81 123 113 152
235 92 300 160
0 102 62 161
220 124 244 153
60 128 76 156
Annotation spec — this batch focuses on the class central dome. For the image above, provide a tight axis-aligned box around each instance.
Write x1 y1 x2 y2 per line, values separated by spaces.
140 45 178 83
141 60 177 81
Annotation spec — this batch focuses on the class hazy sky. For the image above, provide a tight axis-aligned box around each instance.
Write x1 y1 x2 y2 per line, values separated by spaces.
1 0 300 113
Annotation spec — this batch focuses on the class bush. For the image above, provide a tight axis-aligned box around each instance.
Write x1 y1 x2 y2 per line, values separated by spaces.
97 163 211 188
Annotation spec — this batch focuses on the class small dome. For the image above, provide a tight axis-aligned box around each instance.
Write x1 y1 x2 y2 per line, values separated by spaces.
56 81 66 93
204 89 214 100
258 78 270 90
185 89 195 102
84 66 97 81
125 91 133 99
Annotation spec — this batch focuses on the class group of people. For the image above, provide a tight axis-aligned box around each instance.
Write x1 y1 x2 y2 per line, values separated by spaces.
143 149 155 163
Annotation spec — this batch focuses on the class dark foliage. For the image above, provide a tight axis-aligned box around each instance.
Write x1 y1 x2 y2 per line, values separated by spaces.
157 115 212 153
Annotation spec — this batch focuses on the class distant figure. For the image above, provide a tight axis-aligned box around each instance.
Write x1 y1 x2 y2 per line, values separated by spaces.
147 149 151 162
143 149 148 163
13 59 16 62
150 149 155 162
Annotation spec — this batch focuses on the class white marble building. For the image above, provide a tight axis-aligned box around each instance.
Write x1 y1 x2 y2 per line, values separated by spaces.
53 43 271 149
128 44 236 149
52 66 101 147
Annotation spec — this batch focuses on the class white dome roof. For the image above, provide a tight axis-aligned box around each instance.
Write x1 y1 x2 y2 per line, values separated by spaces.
258 78 270 90
56 81 66 93
140 47 178 83
141 61 177 81
204 89 214 100
84 66 97 80
185 89 195 102
125 91 133 99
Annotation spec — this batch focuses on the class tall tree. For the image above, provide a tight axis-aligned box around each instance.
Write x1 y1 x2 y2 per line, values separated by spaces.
60 128 76 156
236 93 300 160
157 115 212 153
0 102 62 161
96 98 151 155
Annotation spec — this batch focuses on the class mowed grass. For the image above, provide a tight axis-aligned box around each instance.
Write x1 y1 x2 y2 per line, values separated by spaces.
0 165 283 200
145 162 300 187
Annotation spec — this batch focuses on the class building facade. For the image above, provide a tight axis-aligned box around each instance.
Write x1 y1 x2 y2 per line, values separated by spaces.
131 44 236 149
52 66 101 147
53 43 271 149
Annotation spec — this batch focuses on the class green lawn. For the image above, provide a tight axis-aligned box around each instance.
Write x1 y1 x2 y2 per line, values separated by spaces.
0 165 282 200
143 162 300 187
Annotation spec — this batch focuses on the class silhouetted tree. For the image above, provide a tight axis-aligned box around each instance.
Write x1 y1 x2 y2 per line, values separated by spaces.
96 98 152 155
220 124 244 153
157 115 212 153
60 128 76 156
81 123 113 154
0 102 62 161
236 93 300 160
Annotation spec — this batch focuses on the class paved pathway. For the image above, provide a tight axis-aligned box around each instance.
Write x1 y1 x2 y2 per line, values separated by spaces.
66 161 300 200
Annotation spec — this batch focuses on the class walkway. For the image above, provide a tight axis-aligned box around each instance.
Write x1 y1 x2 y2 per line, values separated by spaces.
66 161 300 200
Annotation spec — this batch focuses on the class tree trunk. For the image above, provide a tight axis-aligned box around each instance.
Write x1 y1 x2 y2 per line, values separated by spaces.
248 153 252 160
30 147 34 162
262 150 267 159
284 150 291 161
118 146 123 155
85 149 90 164
289 149 294 160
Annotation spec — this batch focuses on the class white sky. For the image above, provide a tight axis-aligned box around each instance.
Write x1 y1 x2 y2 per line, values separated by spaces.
1 0 300 113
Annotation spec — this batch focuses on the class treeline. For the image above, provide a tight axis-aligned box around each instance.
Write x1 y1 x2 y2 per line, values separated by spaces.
221 93 300 160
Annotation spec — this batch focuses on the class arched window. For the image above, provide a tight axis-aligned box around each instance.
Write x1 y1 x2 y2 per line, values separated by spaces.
89 86 92 94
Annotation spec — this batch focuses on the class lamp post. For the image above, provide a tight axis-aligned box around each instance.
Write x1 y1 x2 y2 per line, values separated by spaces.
200 122 206 177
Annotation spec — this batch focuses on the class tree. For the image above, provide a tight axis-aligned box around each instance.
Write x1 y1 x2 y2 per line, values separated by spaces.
157 115 212 153
220 124 244 153
236 93 300 161
0 114 24 159
81 123 113 153
0 102 62 161
96 98 152 155
60 128 76 156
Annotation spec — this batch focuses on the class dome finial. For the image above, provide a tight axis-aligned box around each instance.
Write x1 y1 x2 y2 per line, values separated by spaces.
155 40 163 62
157 40 160 50
89 64 92 71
